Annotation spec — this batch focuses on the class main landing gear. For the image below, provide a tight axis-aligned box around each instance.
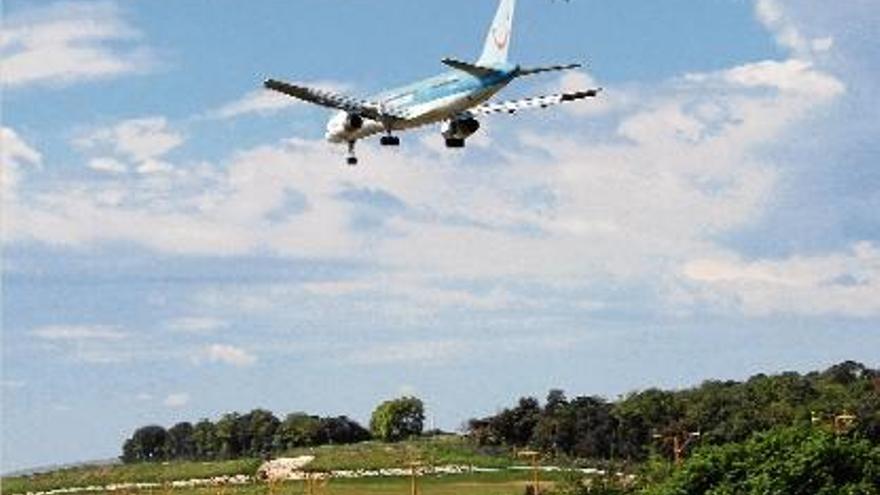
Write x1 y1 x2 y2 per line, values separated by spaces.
380 133 400 147
346 141 358 166
344 132 401 166
445 138 466 148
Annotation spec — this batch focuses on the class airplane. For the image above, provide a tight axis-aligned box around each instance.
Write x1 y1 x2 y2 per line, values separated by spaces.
264 0 601 165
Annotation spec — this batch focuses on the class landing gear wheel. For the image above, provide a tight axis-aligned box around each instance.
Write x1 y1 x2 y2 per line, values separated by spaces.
445 138 466 149
346 140 358 166
380 135 401 147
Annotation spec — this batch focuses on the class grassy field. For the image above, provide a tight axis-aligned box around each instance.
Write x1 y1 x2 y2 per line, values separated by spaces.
286 437 516 471
3 471 560 495
267 472 553 495
0 459 262 495
1 437 524 495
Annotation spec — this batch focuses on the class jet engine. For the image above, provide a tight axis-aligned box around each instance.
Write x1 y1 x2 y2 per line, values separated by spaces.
344 113 364 131
327 112 365 139
441 117 480 140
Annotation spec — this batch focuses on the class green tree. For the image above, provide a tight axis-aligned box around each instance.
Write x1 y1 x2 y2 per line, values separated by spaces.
215 412 242 459
533 395 616 459
275 413 324 449
322 416 371 444
642 427 880 495
487 396 542 447
468 362 880 464
167 422 196 460
612 389 685 461
370 396 425 442
241 409 280 457
120 425 169 463
192 419 220 460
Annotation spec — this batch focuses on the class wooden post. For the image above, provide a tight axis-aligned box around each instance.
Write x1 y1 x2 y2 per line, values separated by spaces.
517 450 541 495
408 461 423 495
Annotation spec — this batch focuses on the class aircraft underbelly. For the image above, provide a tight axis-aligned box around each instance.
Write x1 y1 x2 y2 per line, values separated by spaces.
401 84 502 127
325 84 503 143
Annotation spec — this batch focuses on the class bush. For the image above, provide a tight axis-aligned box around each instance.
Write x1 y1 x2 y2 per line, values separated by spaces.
642 426 880 494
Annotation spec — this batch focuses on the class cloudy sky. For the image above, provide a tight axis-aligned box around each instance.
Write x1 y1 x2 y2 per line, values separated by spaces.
2 0 879 472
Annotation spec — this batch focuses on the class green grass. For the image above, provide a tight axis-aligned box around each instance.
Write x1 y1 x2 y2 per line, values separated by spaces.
3 471 561 495
290 436 516 471
1 437 524 495
1 459 261 494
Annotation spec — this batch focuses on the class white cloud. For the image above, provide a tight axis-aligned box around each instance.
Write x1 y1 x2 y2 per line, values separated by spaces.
208 90 300 119
163 393 190 408
31 325 126 341
682 242 880 317
0 1 156 88
75 117 183 173
29 325 133 365
707 59 844 98
346 341 470 366
135 159 174 175
203 344 256 367
167 317 228 334
1 127 42 200
87 157 128 174
0 128 42 168
206 82 351 120
303 275 529 313
754 0 836 60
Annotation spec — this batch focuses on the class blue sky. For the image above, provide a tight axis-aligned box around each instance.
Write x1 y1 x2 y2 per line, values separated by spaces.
2 0 879 473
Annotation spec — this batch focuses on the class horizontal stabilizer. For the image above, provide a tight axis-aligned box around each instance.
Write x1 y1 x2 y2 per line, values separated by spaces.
516 63 582 77
464 88 602 116
441 58 498 77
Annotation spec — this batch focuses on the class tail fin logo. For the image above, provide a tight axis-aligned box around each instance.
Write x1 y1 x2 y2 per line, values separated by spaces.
477 0 515 66
493 27 509 50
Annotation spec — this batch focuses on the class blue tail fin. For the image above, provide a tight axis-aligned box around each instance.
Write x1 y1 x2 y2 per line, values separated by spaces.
477 0 516 66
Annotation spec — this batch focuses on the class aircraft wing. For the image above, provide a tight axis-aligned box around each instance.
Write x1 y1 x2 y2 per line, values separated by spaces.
465 88 602 116
516 63 582 77
263 79 406 121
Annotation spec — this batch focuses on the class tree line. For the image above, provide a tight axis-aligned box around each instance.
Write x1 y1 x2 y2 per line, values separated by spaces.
122 397 425 463
465 361 880 462
122 411 370 463
122 361 879 464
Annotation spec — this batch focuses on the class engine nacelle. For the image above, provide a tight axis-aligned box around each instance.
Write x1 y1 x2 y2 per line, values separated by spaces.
441 118 480 140
344 113 364 131
328 112 364 134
